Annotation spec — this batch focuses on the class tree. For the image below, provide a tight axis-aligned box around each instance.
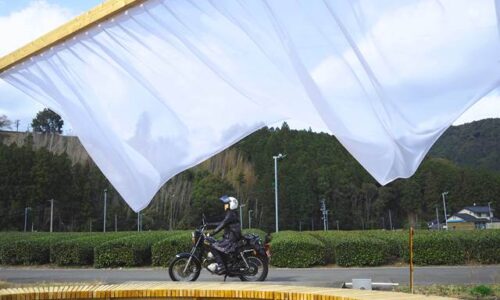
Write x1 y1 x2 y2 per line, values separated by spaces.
31 109 64 134
0 115 12 130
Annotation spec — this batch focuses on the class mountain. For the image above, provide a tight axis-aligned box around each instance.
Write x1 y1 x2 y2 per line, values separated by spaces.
0 118 499 232
429 118 500 172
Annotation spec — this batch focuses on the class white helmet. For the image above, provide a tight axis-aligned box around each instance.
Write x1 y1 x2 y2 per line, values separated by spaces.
220 195 239 210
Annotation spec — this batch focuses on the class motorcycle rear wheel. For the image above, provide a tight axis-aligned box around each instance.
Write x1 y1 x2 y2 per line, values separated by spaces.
168 255 201 281
239 256 268 282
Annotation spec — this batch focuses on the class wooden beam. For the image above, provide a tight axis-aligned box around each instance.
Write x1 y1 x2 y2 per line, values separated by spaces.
0 0 146 74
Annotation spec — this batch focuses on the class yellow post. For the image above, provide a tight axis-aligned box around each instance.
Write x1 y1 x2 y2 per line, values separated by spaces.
409 226 414 294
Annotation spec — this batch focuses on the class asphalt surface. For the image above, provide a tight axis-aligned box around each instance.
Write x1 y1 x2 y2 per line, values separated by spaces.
0 265 498 287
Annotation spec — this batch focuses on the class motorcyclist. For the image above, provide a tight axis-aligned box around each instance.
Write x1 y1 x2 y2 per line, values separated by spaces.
207 195 241 274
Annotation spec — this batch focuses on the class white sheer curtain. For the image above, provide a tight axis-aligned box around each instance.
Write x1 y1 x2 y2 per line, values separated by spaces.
2 0 499 211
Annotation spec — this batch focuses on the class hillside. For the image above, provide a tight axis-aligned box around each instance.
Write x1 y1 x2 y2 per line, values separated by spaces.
0 119 499 232
429 118 500 172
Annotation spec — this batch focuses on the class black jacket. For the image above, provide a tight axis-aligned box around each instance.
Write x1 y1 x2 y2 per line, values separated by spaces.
210 210 241 242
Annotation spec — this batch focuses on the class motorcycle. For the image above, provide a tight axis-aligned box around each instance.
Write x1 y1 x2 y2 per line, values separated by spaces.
168 217 270 282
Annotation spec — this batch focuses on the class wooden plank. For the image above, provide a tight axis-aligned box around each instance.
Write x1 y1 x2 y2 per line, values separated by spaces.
0 0 147 74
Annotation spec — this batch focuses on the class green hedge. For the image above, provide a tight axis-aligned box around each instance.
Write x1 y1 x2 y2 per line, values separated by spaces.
270 231 326 268
151 231 192 267
52 233 130 266
335 237 390 267
94 232 169 268
3 233 82 265
0 233 42 264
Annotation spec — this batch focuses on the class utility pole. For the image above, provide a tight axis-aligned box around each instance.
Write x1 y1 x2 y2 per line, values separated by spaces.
488 202 493 223
320 199 329 231
103 189 107 232
15 120 20 132
435 205 440 230
273 153 286 232
239 204 246 230
442 192 449 230
388 210 393 230
115 214 117 232
137 211 140 232
299 221 302 231
336 220 339 231
24 207 31 232
248 210 253 229
49 199 54 233
381 216 386 229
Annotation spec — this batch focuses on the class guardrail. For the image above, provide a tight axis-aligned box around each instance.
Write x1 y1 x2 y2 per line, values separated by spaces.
0 282 456 300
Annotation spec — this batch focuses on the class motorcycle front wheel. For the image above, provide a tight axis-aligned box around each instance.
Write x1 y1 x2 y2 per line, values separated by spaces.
168 255 201 281
239 256 268 282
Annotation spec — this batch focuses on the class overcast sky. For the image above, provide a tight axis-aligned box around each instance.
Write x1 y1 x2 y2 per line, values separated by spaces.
0 0 499 133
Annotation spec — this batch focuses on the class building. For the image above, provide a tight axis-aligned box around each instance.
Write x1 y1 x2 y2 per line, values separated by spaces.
447 205 499 230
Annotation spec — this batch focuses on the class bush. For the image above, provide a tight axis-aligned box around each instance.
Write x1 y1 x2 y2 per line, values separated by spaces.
0 233 40 264
270 231 326 268
463 231 500 264
12 233 80 265
94 232 169 268
151 231 192 267
335 237 390 267
52 232 130 266
410 232 465 265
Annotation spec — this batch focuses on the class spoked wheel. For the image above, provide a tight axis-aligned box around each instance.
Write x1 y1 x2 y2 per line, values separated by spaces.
168 255 201 281
239 256 268 282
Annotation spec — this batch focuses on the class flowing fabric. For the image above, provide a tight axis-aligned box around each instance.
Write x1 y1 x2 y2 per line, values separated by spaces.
1 0 499 211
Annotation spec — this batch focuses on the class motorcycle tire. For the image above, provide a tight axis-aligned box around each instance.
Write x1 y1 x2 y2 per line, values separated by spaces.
239 255 268 282
168 254 201 282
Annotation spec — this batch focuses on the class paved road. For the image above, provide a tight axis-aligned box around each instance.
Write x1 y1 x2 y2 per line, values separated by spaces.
0 266 498 287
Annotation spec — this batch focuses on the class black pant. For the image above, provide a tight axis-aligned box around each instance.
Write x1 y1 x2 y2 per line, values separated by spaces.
211 239 234 267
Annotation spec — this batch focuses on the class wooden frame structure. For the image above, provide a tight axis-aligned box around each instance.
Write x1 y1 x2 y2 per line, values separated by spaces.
0 0 146 74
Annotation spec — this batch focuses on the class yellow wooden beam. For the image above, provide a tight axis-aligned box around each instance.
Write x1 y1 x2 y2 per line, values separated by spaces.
0 0 146 74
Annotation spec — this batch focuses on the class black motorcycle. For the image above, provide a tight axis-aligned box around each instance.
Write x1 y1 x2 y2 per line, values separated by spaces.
168 218 270 282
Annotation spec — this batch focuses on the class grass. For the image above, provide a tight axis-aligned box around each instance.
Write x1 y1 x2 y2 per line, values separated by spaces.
396 284 500 299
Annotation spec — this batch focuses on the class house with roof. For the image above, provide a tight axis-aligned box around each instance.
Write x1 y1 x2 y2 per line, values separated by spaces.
447 204 499 230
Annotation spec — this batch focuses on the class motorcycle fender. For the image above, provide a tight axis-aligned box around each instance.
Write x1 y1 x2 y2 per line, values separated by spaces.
175 253 201 264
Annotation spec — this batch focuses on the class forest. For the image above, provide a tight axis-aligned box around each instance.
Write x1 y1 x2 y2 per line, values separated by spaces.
0 116 499 232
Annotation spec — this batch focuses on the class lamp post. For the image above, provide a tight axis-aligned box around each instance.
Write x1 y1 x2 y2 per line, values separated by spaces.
435 205 440 230
273 153 286 232
24 207 31 232
488 202 493 223
239 204 246 230
248 210 253 229
442 192 449 230
49 199 54 233
103 189 108 232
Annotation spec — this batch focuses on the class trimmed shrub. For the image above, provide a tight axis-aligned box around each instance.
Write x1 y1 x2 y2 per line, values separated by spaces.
13 233 80 265
461 231 500 264
335 237 390 267
52 232 130 266
0 233 40 264
151 231 192 267
270 231 326 268
410 232 465 265
94 232 169 268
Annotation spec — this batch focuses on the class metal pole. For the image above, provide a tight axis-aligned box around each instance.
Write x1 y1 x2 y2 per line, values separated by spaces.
24 207 30 232
115 214 117 232
488 202 493 223
389 209 393 230
103 189 108 232
239 204 246 230
442 192 449 230
248 210 253 229
49 199 54 233
409 227 414 294
274 156 279 233
435 205 440 230
137 211 140 232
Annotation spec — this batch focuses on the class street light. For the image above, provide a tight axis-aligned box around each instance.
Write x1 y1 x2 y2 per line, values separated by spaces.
442 192 449 230
488 202 493 223
248 210 253 229
103 189 108 232
239 204 246 230
24 207 31 232
273 153 286 233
